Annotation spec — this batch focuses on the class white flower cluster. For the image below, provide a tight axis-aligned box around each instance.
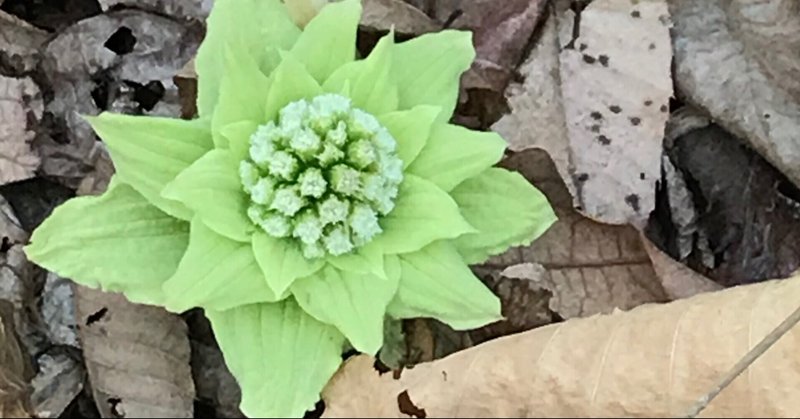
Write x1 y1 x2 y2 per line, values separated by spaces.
239 94 403 258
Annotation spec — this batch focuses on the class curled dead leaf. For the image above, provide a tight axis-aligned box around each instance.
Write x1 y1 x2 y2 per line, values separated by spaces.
670 0 800 189
495 0 673 226
323 274 800 418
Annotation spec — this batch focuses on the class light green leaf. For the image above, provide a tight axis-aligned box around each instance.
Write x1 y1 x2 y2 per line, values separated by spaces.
291 265 398 354
451 168 557 264
162 219 278 313
290 0 361 83
324 31 398 115
196 0 300 116
85 113 213 220
407 124 506 192
326 240 385 279
378 105 441 168
264 51 324 122
220 120 259 162
162 149 254 242
210 45 271 148
394 30 475 121
388 241 502 329
206 299 344 418
372 174 475 255
25 180 188 306
252 232 324 297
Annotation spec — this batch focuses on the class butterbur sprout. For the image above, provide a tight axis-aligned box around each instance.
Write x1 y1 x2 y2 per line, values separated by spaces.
25 0 557 417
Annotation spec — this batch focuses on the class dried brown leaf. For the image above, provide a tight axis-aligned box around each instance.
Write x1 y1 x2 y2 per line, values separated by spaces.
670 0 800 189
641 236 722 300
361 0 439 35
0 196 78 419
0 301 32 418
660 121 800 286
492 7 575 196
30 353 83 419
434 0 547 93
38 10 200 187
489 149 667 319
323 274 800 418
495 0 672 226
0 76 41 186
75 287 195 418
0 11 48 75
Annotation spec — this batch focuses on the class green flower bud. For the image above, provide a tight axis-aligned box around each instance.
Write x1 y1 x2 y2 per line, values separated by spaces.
298 168 327 198
330 164 361 196
238 94 404 258
346 139 377 169
270 185 306 216
322 225 353 255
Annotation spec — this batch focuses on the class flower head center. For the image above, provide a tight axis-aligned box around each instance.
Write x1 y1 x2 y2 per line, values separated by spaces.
239 94 403 258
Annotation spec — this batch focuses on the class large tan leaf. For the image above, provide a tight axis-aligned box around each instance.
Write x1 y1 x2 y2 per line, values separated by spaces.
494 0 672 226
75 287 195 418
670 0 800 188
323 274 800 418
0 76 41 186
490 150 667 319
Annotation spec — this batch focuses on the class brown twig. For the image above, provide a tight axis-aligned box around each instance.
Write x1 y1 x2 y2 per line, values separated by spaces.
682 302 800 417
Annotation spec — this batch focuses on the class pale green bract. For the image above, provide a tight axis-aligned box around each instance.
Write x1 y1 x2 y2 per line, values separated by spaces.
24 0 557 417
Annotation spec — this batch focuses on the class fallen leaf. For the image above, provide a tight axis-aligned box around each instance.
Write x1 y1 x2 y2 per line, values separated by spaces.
468 269 556 344
670 0 800 189
495 0 673 226
361 0 439 35
323 273 800 418
489 149 667 319
0 194 27 246
0 192 81 419
97 0 211 20
0 76 42 186
0 301 32 418
641 236 722 300
0 11 48 75
652 119 800 286
38 9 201 187
40 273 80 348
492 5 576 198
431 0 548 94
29 353 83 419
75 286 195 418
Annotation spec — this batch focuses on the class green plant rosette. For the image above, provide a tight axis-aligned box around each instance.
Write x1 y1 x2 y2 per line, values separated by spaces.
25 1 557 416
